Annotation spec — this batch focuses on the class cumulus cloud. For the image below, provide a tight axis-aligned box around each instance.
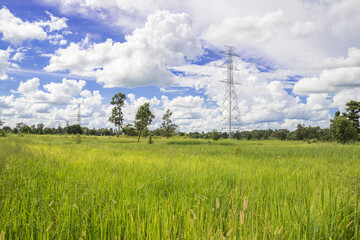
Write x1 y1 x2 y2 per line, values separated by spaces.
0 50 10 80
0 7 47 45
294 48 360 94
317 47 360 69
44 10 203 88
203 10 286 46
0 78 106 128
329 0 360 40
332 88 360 109
171 59 332 130
291 21 317 38
47 34 68 45
0 7 68 45
293 67 360 94
0 95 14 108
15 77 87 105
37 11 68 32
42 0 180 31
48 0 167 15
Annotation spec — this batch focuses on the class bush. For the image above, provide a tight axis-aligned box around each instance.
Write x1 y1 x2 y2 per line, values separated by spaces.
148 134 153 144
75 134 81 144
0 129 6 137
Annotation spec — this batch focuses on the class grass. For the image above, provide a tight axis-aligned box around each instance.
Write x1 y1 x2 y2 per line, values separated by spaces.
0 135 359 239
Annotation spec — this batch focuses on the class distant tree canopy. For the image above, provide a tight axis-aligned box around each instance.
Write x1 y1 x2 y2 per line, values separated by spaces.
3 100 359 144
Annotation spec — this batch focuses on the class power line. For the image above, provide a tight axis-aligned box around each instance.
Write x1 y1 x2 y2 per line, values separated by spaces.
218 45 243 139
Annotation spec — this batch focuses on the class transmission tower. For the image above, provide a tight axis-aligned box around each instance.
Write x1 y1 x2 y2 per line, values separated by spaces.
218 46 243 139
77 103 81 126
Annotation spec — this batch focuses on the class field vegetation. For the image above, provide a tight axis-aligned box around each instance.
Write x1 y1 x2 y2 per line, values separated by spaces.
1 135 360 239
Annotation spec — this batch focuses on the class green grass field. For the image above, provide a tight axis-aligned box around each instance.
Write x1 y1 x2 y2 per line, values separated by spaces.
0 135 359 239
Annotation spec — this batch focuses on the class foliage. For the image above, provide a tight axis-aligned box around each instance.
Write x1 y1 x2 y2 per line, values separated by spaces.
109 92 126 137
330 115 357 144
122 124 138 136
344 100 360 133
211 129 221 141
148 132 153 144
65 124 83 135
134 103 154 142
75 133 81 144
160 109 178 138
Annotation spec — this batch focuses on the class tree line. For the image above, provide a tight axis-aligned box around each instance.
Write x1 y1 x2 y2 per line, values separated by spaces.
1 93 359 144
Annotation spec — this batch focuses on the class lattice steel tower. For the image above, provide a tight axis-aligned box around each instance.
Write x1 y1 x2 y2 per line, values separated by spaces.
218 46 242 139
77 103 81 126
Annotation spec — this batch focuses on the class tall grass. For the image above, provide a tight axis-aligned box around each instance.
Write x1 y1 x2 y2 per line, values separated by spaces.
0 135 359 239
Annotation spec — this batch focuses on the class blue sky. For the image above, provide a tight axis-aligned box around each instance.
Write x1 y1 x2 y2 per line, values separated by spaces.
0 0 360 131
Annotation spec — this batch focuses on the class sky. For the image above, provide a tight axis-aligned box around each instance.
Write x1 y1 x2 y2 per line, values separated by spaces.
0 0 360 132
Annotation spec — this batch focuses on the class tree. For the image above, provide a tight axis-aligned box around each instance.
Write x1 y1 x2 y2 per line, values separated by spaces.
122 124 138 136
0 120 4 136
134 103 154 142
345 100 360 133
109 92 126 137
66 124 83 134
37 123 44 134
160 109 178 138
330 115 357 144
211 130 221 141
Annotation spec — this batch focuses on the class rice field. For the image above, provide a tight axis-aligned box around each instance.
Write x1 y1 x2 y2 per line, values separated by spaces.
0 135 359 239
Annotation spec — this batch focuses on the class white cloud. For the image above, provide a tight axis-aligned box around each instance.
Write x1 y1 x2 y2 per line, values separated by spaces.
42 0 181 31
15 77 87 105
291 21 317 38
293 67 360 94
294 47 360 94
11 50 25 62
332 88 360 109
47 34 68 45
44 10 203 88
305 93 331 111
317 47 360 69
0 7 47 45
0 95 14 108
329 0 360 40
37 11 68 32
0 78 107 128
168 96 204 108
203 10 286 46
0 50 10 80
171 59 332 130
55 0 167 14
0 8 68 45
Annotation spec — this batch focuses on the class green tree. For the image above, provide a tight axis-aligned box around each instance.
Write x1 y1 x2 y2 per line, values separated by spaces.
330 115 357 144
160 109 178 138
37 123 44 134
134 103 154 142
0 120 4 136
344 100 360 133
109 92 126 137
211 129 221 141
122 124 138 136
